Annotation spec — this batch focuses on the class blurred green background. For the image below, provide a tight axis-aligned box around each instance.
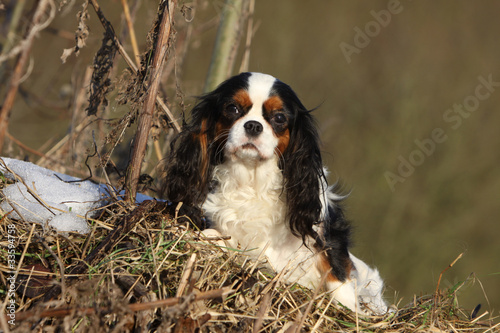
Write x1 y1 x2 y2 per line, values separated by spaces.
1 1 499 313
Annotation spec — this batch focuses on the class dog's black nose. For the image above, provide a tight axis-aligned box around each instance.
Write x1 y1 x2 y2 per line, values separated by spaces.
244 120 263 136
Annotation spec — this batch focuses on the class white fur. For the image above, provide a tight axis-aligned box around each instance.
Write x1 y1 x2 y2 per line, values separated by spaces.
202 72 387 315
349 254 388 314
203 155 320 286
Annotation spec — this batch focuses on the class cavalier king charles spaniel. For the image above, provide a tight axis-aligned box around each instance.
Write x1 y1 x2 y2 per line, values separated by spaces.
161 72 388 314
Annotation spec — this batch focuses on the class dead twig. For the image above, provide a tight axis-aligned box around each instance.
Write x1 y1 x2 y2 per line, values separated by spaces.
84 0 181 130
14 287 234 322
435 252 464 295
120 0 141 67
124 0 177 203
431 252 464 326
88 0 137 72
176 253 197 297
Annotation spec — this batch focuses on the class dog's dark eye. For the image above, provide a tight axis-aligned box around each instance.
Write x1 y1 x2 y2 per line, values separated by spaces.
273 113 287 124
225 104 240 115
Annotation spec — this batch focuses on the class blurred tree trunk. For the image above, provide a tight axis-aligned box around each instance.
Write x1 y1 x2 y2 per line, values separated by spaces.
204 0 247 92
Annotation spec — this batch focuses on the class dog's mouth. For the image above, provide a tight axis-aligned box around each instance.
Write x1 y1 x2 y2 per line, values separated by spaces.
230 142 268 161
241 143 258 150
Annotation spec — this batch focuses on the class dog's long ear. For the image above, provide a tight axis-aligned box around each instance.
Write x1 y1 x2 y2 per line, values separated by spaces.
277 82 352 281
278 84 325 243
160 97 220 207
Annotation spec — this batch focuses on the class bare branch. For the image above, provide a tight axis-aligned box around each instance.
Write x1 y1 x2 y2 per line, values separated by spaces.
124 0 177 203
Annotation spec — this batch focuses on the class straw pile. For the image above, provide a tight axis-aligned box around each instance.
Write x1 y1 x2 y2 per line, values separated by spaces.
1 196 497 332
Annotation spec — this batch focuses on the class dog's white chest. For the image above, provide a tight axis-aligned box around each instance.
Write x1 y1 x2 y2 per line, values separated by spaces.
202 158 323 288
203 158 287 249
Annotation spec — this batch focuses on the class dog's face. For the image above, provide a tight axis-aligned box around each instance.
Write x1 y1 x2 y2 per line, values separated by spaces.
214 73 291 162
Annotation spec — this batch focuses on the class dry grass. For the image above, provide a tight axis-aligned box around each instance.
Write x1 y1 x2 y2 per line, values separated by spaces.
0 197 497 332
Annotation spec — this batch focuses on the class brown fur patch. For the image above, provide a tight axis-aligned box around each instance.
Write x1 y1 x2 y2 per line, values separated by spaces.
263 95 284 112
317 253 339 283
192 119 209 184
276 129 290 155
317 252 353 283
233 89 253 109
